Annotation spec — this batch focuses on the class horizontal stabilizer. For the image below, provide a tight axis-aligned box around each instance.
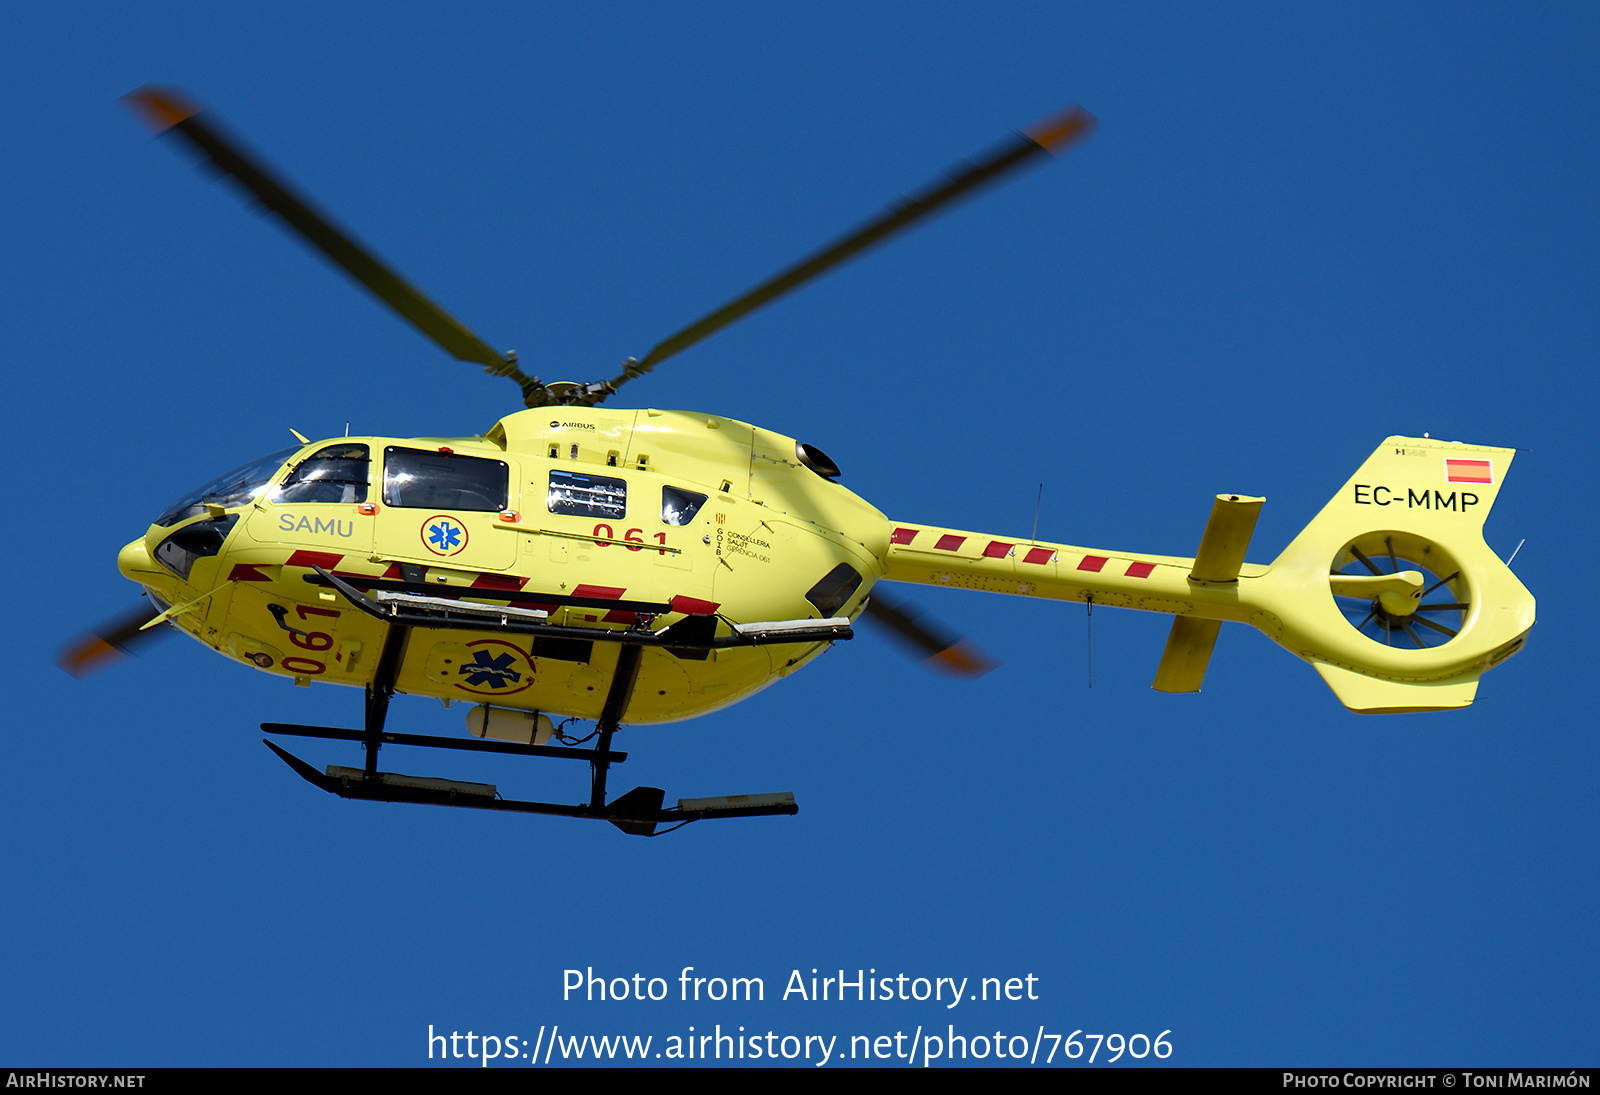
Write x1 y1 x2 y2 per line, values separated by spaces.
1152 617 1222 693
1190 495 1264 583
1152 493 1260 692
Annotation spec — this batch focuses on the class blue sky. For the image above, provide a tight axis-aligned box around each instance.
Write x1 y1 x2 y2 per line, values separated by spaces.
2 2 1595 1067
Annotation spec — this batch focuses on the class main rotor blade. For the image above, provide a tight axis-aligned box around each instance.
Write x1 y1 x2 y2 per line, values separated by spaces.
58 602 167 678
123 87 543 401
600 104 1095 399
864 590 996 678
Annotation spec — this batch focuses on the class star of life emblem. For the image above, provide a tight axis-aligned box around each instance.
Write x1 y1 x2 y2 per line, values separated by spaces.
421 514 468 556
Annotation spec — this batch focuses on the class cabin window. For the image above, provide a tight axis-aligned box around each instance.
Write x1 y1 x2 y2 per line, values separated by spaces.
661 485 706 526
382 447 508 511
272 443 369 504
547 469 626 519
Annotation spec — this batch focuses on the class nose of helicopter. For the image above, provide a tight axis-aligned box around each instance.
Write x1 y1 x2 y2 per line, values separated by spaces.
118 537 158 582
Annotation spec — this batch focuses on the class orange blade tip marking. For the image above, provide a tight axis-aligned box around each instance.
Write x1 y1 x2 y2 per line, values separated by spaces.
121 86 201 132
929 641 997 679
58 637 122 678
1025 104 1096 154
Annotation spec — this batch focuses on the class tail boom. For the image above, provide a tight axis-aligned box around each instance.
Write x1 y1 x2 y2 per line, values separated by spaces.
881 437 1534 711
880 523 1283 636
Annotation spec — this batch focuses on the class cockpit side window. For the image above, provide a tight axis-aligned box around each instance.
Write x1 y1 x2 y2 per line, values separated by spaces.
661 485 706 526
154 515 239 580
383 447 508 511
272 444 370 504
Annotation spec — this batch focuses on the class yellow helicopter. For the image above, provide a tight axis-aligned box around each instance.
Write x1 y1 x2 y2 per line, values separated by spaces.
65 88 1536 836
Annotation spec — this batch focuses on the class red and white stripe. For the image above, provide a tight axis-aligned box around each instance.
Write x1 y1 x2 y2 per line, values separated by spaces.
890 526 1157 577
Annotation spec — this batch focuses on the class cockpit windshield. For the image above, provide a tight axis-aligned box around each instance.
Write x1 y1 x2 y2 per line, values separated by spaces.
152 446 300 527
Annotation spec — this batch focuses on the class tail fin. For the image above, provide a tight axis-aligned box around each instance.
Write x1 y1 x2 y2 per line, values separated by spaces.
1271 437 1534 712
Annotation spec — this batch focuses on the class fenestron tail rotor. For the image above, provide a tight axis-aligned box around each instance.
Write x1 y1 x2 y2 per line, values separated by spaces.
1330 534 1468 650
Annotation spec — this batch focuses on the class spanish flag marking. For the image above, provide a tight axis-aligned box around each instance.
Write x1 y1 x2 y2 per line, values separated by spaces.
1445 458 1493 485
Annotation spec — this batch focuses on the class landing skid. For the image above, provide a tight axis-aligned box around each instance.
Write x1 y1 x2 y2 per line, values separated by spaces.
260 618 797 836
262 736 796 836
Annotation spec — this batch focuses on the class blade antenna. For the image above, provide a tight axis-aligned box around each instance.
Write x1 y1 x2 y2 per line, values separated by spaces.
122 87 551 407
585 105 1096 405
